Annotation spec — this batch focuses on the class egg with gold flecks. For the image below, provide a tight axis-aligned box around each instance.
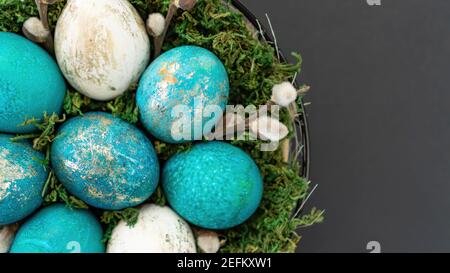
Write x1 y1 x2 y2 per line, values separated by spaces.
10 204 104 253
55 0 150 101
0 134 48 225
137 46 229 143
50 112 159 210
0 32 66 133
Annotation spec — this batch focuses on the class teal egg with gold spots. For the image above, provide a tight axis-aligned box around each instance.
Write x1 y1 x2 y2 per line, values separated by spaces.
0 32 66 133
137 46 229 143
10 204 104 253
0 134 48 225
162 141 263 229
50 112 160 210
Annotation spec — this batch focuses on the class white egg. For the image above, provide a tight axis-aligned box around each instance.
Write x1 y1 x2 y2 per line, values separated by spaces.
55 0 150 101
0 225 17 253
107 205 197 253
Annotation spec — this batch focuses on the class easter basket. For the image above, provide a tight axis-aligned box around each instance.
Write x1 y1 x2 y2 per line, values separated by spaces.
0 0 323 253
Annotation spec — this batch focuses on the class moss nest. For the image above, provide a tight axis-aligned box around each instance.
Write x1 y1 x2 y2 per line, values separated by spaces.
0 0 323 253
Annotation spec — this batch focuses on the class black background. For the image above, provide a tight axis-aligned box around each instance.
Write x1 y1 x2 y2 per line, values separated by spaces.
243 0 450 252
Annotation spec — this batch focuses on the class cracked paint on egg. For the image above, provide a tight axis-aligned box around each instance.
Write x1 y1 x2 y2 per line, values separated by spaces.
10 204 104 253
0 134 48 225
137 46 229 143
55 0 150 101
107 204 196 253
162 141 263 229
50 112 159 210
0 32 66 133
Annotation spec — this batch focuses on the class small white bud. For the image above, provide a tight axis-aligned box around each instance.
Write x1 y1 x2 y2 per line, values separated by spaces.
196 230 221 253
147 13 166 37
249 115 289 142
22 17 50 43
174 0 197 11
0 224 18 253
209 113 246 140
271 81 298 107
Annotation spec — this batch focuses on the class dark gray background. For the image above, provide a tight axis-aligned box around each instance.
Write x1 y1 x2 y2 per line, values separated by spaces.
243 0 450 252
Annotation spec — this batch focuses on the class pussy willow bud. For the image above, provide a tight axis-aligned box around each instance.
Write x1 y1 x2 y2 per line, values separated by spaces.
196 230 221 253
147 13 166 37
22 17 50 43
174 0 197 11
271 81 298 107
249 115 289 142
0 225 18 253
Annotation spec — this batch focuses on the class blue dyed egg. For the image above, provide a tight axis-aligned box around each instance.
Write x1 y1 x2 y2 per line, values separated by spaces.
162 141 263 229
0 134 48 225
137 46 229 143
10 204 104 253
0 32 66 133
50 112 160 210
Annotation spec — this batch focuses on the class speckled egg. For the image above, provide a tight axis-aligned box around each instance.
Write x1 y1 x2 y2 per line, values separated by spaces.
0 134 48 225
0 32 66 133
55 0 150 101
137 46 229 143
50 112 159 210
162 141 263 229
10 204 104 253
107 204 196 253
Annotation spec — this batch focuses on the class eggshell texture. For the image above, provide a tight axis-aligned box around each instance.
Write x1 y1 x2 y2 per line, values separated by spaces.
0 32 66 133
137 46 229 143
162 141 263 229
10 204 104 253
55 0 150 101
107 204 196 253
50 112 159 210
0 134 48 225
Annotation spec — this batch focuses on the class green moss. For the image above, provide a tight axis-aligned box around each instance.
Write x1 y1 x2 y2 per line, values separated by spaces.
11 112 65 153
101 208 140 243
1 0 323 253
63 88 139 124
41 170 89 209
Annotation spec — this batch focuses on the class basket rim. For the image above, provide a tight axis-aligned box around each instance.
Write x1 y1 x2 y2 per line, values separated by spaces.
230 0 311 180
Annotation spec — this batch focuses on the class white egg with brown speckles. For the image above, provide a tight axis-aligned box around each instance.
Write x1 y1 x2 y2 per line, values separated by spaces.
107 204 197 253
55 0 150 101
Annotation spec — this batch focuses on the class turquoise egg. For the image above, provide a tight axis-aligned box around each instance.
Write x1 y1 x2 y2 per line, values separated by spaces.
162 141 263 229
10 204 104 253
0 134 48 225
0 32 66 133
50 112 160 210
137 46 229 143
